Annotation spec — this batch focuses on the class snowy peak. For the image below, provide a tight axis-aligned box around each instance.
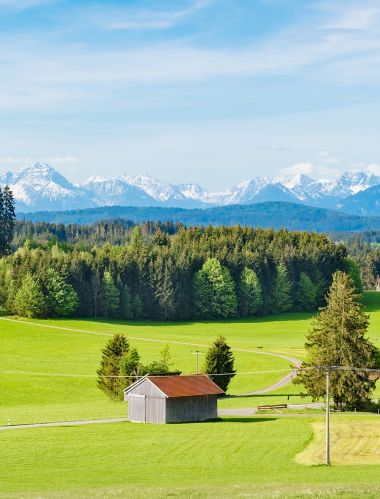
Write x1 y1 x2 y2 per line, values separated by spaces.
2 162 380 214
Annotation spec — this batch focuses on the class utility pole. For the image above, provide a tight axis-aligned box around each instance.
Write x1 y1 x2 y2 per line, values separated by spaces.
326 368 331 466
191 351 203 374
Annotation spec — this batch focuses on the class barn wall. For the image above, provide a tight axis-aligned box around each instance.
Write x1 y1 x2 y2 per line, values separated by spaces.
127 379 166 423
146 397 166 424
166 395 218 423
128 395 146 422
128 379 166 398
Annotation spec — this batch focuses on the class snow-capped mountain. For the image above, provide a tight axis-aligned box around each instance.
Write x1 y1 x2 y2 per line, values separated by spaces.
2 162 380 214
1 162 96 212
82 176 158 207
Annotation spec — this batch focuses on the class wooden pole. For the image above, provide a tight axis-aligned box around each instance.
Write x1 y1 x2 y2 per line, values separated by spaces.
326 369 331 465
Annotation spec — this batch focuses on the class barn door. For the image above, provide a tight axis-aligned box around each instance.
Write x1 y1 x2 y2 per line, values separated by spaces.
129 394 146 422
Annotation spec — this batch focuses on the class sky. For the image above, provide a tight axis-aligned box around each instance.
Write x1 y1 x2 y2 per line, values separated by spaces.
0 0 379 188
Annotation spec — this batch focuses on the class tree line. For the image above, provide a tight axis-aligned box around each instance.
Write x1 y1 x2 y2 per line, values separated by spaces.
0 225 351 320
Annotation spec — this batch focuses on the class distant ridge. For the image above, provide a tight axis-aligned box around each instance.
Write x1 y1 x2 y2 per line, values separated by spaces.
18 201 380 232
2 161 380 215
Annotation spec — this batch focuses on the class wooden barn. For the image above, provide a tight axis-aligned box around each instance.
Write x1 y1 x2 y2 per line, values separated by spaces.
124 374 225 424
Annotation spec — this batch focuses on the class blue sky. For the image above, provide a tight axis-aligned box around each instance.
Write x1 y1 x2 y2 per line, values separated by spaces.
0 0 379 188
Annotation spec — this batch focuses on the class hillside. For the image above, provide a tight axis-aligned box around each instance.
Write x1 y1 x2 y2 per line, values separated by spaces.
18 201 380 232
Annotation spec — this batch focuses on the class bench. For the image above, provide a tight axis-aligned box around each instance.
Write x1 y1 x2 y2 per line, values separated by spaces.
257 404 287 411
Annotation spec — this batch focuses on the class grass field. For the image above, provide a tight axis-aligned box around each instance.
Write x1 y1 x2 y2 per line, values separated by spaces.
297 419 380 465
2 416 380 498
1 292 380 425
1 293 380 497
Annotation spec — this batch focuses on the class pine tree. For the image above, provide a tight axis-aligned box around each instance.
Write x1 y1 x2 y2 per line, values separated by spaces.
193 258 237 319
14 273 46 318
120 283 133 319
3 186 15 255
295 272 317 311
294 271 379 410
44 268 78 317
132 294 143 319
97 334 129 400
342 257 363 294
271 262 292 314
100 271 120 318
0 188 4 255
238 267 263 316
202 335 236 392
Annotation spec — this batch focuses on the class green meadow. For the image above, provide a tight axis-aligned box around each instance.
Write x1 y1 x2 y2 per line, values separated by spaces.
1 292 380 425
2 416 380 498
1 293 380 497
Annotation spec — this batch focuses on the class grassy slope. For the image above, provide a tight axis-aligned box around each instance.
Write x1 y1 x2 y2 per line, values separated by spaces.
2 417 380 497
1 292 379 425
297 419 380 465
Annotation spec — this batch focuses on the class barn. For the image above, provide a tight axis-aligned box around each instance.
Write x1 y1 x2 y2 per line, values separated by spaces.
124 374 225 424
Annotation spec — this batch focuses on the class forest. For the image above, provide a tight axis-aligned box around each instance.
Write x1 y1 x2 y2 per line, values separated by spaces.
0 223 351 320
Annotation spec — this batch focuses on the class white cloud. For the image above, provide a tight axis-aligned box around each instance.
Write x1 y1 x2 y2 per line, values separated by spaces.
366 163 380 176
102 0 215 31
280 162 314 176
323 7 380 31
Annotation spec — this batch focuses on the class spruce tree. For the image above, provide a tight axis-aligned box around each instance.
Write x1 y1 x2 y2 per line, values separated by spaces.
45 268 78 317
202 335 236 392
271 262 292 313
238 267 263 316
3 186 15 255
193 258 237 319
14 274 46 318
294 271 379 410
100 271 120 318
295 272 317 311
97 334 129 400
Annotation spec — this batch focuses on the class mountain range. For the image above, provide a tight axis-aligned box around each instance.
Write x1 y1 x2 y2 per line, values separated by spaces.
1 161 380 216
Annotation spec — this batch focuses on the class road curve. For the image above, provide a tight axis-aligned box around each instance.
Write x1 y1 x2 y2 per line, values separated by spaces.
0 317 302 395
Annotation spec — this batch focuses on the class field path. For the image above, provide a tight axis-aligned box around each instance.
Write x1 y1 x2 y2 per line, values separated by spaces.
0 317 301 394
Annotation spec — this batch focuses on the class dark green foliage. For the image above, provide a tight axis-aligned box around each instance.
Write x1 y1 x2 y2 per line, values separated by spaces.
14 274 46 318
202 336 236 392
271 263 292 314
294 271 380 410
0 186 16 256
97 334 130 400
194 258 237 319
295 272 317 311
100 272 120 318
0 224 347 320
44 268 78 317
238 267 263 316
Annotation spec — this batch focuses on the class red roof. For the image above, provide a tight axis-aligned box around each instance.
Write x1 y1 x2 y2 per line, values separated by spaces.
147 375 225 398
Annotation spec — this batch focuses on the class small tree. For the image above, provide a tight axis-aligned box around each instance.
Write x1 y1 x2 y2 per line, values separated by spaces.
45 269 78 317
203 336 236 392
294 271 379 410
119 348 142 388
14 274 46 318
97 334 129 400
295 272 316 311
238 267 263 316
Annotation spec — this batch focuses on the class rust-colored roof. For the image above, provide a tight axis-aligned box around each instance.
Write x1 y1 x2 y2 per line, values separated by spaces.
147 375 225 398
